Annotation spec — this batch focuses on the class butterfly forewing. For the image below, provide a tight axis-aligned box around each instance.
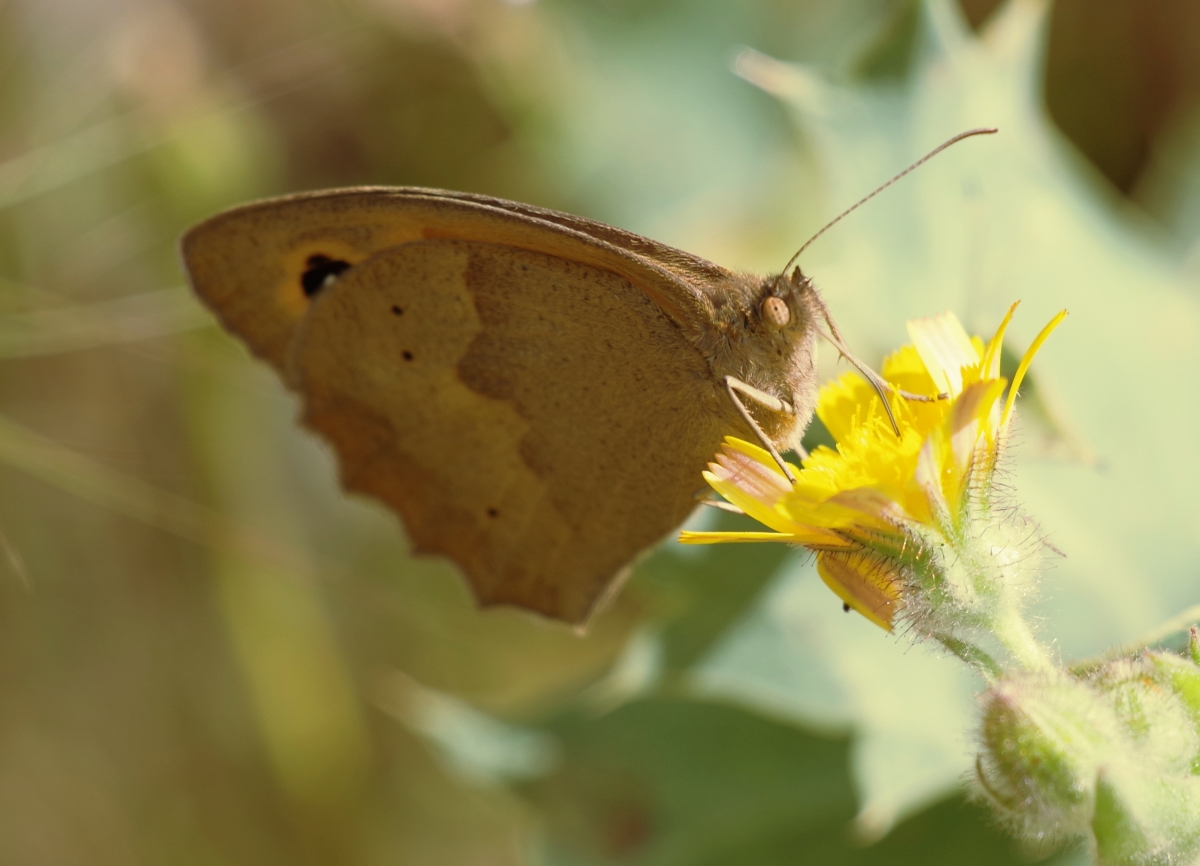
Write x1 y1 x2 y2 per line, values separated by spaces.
181 188 719 376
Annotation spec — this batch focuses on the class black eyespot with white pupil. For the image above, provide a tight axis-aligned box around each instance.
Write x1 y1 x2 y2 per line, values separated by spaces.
300 254 351 297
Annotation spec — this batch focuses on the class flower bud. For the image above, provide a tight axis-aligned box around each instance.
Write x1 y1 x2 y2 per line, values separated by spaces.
975 672 1121 842
1089 655 1199 775
975 648 1200 862
1091 767 1200 866
1144 650 1200 745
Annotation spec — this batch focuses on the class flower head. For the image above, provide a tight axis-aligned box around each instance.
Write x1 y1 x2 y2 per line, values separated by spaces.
682 303 1066 646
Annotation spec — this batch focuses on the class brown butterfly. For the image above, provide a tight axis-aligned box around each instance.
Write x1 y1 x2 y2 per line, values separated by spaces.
181 130 991 625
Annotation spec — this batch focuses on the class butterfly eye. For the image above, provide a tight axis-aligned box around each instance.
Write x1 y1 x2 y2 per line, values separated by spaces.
761 296 791 330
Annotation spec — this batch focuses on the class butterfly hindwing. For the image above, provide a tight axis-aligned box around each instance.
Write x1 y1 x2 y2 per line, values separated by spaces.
289 238 724 622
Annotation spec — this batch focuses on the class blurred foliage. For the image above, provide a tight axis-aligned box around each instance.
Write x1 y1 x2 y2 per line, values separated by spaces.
1 0 1199 862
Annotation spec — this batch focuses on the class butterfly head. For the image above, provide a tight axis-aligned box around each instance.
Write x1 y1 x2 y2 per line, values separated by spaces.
703 268 826 443
742 268 827 366
760 268 825 334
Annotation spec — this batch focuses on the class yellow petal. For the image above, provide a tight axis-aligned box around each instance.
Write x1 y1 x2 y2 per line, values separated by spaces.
816 552 903 631
908 311 980 397
824 486 912 526
678 529 853 547
678 530 797 544
722 436 802 478
1001 309 1069 430
702 438 798 534
880 344 941 396
816 371 878 445
913 434 952 528
949 378 1007 471
980 301 1020 380
705 472 799 536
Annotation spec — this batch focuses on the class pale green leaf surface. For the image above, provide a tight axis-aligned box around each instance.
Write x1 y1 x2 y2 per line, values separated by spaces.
524 0 906 265
528 697 1083 866
692 557 981 835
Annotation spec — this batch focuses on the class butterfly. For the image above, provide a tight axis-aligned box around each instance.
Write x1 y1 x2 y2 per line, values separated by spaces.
181 130 990 625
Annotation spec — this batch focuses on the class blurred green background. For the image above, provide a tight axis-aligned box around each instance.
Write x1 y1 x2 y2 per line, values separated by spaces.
3 0 1200 862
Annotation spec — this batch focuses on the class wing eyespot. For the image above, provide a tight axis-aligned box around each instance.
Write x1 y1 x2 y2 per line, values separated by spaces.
300 254 351 297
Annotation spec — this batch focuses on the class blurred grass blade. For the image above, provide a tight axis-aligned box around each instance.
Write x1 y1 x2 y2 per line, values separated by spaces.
0 116 155 210
0 520 31 590
0 27 362 210
371 669 559 784
0 287 211 358
0 411 314 576
1071 603 1200 672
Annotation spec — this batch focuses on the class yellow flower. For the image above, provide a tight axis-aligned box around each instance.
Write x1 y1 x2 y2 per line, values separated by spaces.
681 303 1067 632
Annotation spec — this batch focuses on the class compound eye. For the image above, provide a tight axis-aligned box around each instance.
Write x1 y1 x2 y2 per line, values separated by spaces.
761 296 791 329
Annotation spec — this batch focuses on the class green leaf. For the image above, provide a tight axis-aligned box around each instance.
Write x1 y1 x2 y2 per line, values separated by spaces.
527 698 856 866
693 558 982 834
632 512 792 675
526 696 1086 865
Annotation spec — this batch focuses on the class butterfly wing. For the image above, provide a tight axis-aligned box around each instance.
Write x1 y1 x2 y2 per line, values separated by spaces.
403 188 734 288
180 187 723 377
181 189 735 623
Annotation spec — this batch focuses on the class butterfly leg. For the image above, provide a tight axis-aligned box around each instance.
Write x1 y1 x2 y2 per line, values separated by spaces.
723 376 797 484
692 487 746 515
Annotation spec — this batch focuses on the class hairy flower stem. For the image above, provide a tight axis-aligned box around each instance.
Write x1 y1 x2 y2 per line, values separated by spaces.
992 609 1055 674
936 634 1002 682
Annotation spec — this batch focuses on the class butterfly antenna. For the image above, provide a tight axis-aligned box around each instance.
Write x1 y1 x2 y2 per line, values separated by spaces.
805 278 949 439
780 127 998 277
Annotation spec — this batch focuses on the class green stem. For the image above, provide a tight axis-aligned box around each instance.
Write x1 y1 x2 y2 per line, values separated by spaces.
991 609 1055 673
936 635 1002 682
